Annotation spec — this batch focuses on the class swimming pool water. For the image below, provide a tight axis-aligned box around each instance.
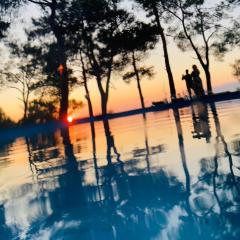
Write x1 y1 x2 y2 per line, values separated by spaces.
0 101 240 240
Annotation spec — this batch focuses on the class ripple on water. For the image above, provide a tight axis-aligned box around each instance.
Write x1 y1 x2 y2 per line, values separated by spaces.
0 101 240 240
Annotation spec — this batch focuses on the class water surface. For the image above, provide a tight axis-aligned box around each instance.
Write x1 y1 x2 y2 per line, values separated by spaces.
0 101 240 240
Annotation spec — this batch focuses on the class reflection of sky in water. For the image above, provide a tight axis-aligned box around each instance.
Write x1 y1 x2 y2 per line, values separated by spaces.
0 100 240 240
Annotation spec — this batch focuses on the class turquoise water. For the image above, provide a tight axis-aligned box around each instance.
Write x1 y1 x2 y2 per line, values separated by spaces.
0 101 240 240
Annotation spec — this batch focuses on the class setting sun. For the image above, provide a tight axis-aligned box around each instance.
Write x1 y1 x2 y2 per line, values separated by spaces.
67 116 73 123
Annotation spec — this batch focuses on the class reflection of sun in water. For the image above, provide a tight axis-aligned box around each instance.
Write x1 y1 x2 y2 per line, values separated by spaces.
67 116 73 123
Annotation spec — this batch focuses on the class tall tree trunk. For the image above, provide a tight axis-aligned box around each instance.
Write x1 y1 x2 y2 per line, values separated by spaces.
57 36 69 121
84 80 94 118
59 62 69 121
179 6 212 95
137 78 145 110
95 75 108 116
49 0 69 121
200 10 213 95
153 5 176 99
23 101 28 121
22 89 30 122
101 94 108 116
132 51 145 109
204 66 212 94
83 26 112 117
80 51 94 118
103 56 113 116
92 73 108 117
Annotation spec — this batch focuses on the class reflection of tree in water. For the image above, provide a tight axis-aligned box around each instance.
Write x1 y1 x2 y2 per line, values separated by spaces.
103 120 122 167
98 119 128 204
173 108 191 200
24 127 86 239
0 140 13 169
2 107 240 239
210 103 240 194
0 141 19 240
25 131 64 177
172 106 240 239
13 121 185 240
132 114 165 174
189 103 240 239
191 103 211 143
90 120 102 201
173 108 202 239
48 127 85 210
85 117 186 239
0 116 196 239
232 138 240 156
143 113 151 172
25 136 38 174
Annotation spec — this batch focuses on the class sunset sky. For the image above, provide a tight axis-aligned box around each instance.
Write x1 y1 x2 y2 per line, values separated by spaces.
0 0 239 121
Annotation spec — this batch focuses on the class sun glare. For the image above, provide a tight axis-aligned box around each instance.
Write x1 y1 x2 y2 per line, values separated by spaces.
67 116 73 123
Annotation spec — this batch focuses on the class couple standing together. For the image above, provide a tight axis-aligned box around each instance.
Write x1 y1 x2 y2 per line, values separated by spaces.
182 65 205 99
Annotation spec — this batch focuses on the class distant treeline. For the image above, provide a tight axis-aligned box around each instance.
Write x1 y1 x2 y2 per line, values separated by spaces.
0 0 239 125
0 108 15 128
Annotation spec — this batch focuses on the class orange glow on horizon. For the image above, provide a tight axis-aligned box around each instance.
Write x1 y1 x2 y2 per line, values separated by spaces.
0 44 239 122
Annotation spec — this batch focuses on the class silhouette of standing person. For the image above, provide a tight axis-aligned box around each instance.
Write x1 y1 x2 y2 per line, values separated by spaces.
191 65 205 97
182 70 194 99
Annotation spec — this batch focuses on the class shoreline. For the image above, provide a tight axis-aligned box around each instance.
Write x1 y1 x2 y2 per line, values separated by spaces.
0 91 239 143
75 90 240 123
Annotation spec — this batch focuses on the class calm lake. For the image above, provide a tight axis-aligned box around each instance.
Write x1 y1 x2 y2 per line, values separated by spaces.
0 100 240 240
